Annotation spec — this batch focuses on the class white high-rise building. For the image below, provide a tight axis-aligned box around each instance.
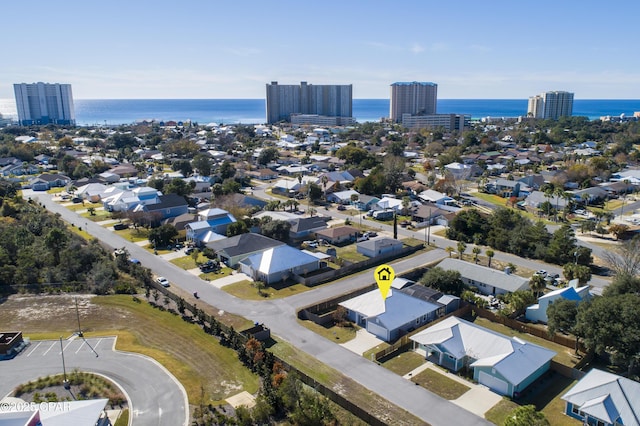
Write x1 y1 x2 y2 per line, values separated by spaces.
527 91 574 120
266 81 352 124
389 82 437 123
14 82 75 126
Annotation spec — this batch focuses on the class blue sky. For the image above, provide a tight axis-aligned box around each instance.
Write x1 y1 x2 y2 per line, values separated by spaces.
2 0 639 99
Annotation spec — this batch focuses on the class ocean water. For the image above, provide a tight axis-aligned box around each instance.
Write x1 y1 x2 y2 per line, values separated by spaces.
1 98 639 126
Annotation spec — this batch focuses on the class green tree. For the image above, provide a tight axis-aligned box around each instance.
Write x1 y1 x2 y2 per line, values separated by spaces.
419 267 466 296
546 298 579 336
504 405 550 426
191 154 212 176
164 178 193 196
486 249 495 267
148 224 178 248
257 147 279 165
472 246 481 263
529 273 547 298
383 155 406 193
261 220 291 242
576 294 640 375
219 160 236 179
545 225 580 265
456 241 466 260
44 227 68 265
226 221 248 237
446 209 489 244
562 263 592 284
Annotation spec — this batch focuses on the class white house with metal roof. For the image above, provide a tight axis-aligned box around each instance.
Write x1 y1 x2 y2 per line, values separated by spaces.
437 258 529 296
339 289 444 342
410 316 556 397
562 368 640 426
239 245 320 285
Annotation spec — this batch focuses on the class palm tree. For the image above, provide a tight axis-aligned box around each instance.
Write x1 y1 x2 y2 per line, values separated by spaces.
529 274 547 298
472 246 481 263
456 241 467 260
321 175 329 200
446 246 455 258
486 249 495 267
553 186 565 222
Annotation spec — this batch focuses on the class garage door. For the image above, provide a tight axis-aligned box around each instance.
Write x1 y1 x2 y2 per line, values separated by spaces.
478 371 509 395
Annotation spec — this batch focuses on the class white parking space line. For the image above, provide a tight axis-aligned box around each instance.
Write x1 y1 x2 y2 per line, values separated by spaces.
26 342 42 357
93 338 103 350
75 340 87 354
58 340 73 355
42 342 56 356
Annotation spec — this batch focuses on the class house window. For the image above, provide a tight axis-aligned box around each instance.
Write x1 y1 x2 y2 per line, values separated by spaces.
571 406 580 415
416 318 420 324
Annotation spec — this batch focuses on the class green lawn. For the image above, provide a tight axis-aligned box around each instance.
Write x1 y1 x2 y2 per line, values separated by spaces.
362 342 390 361
170 253 210 270
222 279 312 300
484 398 520 425
113 227 149 242
199 267 233 280
298 319 358 343
410 368 470 400
381 350 426 376
80 209 111 221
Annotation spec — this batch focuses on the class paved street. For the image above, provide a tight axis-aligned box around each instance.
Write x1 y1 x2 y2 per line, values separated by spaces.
0 337 188 426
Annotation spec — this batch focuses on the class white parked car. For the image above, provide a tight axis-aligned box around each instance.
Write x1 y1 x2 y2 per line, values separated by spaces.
156 277 170 287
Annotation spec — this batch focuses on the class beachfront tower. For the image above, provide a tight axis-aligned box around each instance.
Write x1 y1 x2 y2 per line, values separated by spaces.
527 91 574 119
390 82 438 123
13 82 75 126
265 81 353 124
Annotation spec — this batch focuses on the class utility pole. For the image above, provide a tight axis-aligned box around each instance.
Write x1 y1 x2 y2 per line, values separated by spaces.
75 297 83 337
426 207 432 246
60 337 70 390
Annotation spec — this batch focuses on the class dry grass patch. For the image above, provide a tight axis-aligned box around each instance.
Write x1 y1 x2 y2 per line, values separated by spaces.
381 350 426 376
484 398 520 425
297 319 358 343
222 280 311 300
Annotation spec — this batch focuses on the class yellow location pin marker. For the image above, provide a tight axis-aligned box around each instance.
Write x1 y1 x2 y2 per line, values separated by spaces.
374 264 395 300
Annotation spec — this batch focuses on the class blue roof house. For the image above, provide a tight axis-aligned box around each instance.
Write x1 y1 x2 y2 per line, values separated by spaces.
339 289 444 342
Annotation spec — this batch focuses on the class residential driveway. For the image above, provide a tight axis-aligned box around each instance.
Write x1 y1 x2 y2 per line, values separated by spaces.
404 360 503 418
200 272 252 289
452 386 503 418
0 337 188 426
340 329 384 356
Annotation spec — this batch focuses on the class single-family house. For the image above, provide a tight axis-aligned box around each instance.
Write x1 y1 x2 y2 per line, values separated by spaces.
418 189 454 205
75 183 110 202
444 162 479 180
561 369 640 426
526 281 590 323
239 245 320 284
288 216 330 240
487 179 532 198
339 289 444 342
327 189 359 205
411 204 450 225
102 186 160 212
186 208 237 245
411 316 556 397
571 187 609 205
315 226 359 245
523 190 570 213
207 233 284 267
271 179 303 197
133 194 189 221
374 197 404 212
353 194 381 211
437 258 529 296
30 173 71 191
357 237 403 258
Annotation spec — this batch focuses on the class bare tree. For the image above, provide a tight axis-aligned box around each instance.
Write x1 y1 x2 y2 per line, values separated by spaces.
604 235 640 277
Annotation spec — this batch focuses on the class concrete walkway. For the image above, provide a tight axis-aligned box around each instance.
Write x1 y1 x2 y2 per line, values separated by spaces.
403 355 502 418
201 272 252 288
340 329 384 356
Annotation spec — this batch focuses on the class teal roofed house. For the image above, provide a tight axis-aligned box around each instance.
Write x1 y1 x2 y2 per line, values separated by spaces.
562 369 640 426
410 316 556 397
186 208 236 245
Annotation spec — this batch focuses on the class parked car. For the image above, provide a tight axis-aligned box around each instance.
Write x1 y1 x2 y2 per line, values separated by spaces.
199 260 219 273
534 270 547 277
337 205 346 211
185 247 196 255
156 277 170 287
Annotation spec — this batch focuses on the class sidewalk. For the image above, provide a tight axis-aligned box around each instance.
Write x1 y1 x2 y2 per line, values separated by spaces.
195 271 252 288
